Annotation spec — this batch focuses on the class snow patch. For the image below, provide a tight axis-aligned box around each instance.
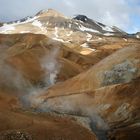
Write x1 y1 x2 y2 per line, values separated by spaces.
0 16 38 34
136 35 140 38
89 48 96 51
32 20 47 33
20 31 31 33
75 22 79 25
98 38 102 40
93 20 113 32
20 16 38 24
101 25 114 32
104 33 114 36
81 43 96 51
54 27 58 38
0 24 15 33
92 20 101 27
86 33 92 41
79 25 100 33
32 20 42 28
53 27 66 42
67 31 73 36
69 24 72 28
81 43 89 48
123 38 127 42
53 37 65 43
12 16 38 25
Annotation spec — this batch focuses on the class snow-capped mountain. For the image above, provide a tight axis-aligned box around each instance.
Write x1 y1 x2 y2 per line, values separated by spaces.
0 9 127 39
0 9 137 61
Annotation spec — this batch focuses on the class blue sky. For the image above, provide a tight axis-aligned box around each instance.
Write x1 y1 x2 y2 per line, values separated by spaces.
126 0 140 33
0 0 140 33
129 15 140 33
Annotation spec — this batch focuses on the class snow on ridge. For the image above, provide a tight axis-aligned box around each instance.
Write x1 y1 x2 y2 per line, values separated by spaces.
0 24 15 33
79 25 100 33
94 20 102 27
19 16 38 24
32 19 47 33
113 26 124 33
0 16 39 33
101 25 114 32
93 20 115 32
32 20 42 28
11 16 38 26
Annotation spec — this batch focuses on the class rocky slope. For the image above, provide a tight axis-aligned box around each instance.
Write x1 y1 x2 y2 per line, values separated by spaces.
0 89 97 140
37 45 140 99
0 9 140 140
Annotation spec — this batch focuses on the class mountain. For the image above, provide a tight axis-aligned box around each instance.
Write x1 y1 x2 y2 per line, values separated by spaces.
0 9 127 37
0 9 140 140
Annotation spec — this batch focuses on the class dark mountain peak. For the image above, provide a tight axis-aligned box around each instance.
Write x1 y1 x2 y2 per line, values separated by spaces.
73 15 88 22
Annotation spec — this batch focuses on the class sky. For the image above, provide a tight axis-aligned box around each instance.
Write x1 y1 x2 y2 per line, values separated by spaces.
0 0 140 33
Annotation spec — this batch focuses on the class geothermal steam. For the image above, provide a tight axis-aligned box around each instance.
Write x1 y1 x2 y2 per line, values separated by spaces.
0 45 60 107
23 46 61 107
41 47 60 86
0 45 30 92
